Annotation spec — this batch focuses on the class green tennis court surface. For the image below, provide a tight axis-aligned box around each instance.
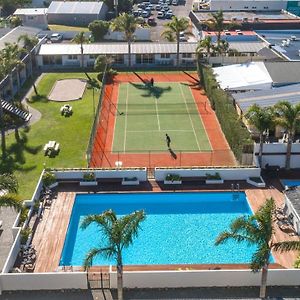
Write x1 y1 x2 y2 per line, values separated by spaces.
112 82 212 152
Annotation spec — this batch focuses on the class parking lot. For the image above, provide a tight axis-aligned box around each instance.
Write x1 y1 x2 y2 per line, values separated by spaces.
132 0 194 41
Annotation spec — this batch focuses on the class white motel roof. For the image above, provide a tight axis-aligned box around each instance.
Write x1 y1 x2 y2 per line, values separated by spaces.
14 8 47 15
38 41 266 56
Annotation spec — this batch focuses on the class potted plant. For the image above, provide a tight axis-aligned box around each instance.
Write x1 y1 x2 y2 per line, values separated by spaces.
246 176 266 188
122 176 139 186
42 171 58 189
164 173 182 185
21 227 32 247
80 172 97 186
205 172 224 184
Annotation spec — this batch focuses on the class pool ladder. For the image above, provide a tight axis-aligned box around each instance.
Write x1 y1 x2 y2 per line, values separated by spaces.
231 183 240 200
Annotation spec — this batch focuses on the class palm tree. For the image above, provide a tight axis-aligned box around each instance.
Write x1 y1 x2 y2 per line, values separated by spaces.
81 209 146 300
17 34 39 95
111 13 138 67
274 101 300 170
245 104 274 167
204 10 225 52
215 198 292 299
196 36 214 59
72 32 89 69
0 173 22 211
161 16 189 67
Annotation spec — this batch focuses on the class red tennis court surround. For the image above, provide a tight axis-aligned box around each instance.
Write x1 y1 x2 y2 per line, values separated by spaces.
90 72 236 168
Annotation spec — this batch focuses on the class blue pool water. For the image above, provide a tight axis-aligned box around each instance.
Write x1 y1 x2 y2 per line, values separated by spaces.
60 192 265 266
282 179 300 188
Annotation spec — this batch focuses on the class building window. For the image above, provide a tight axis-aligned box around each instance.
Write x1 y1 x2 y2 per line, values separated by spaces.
68 55 78 60
111 54 124 64
43 55 62 65
264 6 268 9
161 53 171 59
89 54 96 59
28 16 34 20
182 53 192 58
136 54 154 64
244 6 248 9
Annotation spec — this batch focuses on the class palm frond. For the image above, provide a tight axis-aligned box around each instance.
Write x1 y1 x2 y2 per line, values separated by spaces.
0 173 18 193
83 247 113 270
250 245 271 272
273 241 300 252
0 194 22 211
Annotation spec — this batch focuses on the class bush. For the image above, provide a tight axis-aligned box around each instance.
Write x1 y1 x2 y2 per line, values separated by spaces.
42 171 56 187
165 174 181 181
206 172 221 180
18 207 29 227
83 172 95 181
20 227 32 245
198 63 251 162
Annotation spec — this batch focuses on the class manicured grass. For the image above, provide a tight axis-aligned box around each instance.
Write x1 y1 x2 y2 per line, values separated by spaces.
112 82 211 152
49 24 89 32
2 73 99 199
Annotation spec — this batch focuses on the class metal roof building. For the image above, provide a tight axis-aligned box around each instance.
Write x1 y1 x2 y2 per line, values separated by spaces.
38 41 268 55
232 83 300 112
47 1 108 26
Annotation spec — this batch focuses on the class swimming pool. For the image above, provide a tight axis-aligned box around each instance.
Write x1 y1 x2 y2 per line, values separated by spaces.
282 179 300 188
60 192 262 266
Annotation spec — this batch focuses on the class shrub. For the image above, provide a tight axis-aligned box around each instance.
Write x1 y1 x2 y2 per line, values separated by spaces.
20 227 32 245
42 171 56 187
83 172 96 181
165 174 181 181
206 172 221 180
18 208 29 227
198 63 252 162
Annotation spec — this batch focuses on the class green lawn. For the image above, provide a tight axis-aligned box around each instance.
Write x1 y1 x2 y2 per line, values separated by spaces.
48 24 89 32
112 82 211 152
1 73 98 199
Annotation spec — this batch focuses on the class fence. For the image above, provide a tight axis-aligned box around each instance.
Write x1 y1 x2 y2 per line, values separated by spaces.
89 149 237 169
86 66 107 166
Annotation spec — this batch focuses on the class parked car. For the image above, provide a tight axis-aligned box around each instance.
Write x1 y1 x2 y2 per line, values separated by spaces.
50 33 63 43
148 4 154 10
179 36 188 42
163 4 169 10
147 17 156 26
133 10 139 16
142 10 151 17
155 4 161 10
157 11 165 18
137 8 143 15
137 3 145 9
172 0 178 5
165 10 173 18
166 0 172 5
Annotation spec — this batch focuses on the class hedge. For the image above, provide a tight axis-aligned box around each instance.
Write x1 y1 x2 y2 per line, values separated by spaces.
198 63 252 162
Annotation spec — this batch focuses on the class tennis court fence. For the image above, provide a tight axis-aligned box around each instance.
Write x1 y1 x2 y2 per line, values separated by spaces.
89 149 237 168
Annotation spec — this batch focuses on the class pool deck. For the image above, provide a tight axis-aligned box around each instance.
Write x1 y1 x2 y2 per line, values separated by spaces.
30 180 299 273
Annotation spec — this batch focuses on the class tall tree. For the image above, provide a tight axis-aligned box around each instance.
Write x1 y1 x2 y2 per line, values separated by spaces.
81 209 146 300
17 34 39 94
0 173 22 211
72 32 89 69
111 13 138 67
274 101 300 170
245 104 274 167
0 43 24 157
161 16 189 67
196 35 215 58
88 20 110 42
215 198 292 299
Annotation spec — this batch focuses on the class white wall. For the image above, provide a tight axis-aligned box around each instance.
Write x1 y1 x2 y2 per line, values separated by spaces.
254 143 300 168
0 272 87 291
154 167 261 181
110 269 300 289
210 0 287 11
2 231 21 274
53 168 147 181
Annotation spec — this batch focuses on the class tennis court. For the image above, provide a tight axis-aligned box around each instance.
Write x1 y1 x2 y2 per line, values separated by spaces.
90 72 236 168
112 82 211 152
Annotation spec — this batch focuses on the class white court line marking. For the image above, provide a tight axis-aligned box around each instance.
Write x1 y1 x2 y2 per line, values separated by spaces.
179 84 201 151
111 82 119 151
186 86 213 151
127 129 194 132
123 83 129 153
154 98 161 131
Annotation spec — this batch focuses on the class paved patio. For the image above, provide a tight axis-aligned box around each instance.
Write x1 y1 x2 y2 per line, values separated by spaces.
0 207 18 272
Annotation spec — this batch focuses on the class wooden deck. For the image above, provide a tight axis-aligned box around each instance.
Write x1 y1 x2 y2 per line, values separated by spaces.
32 192 75 273
30 183 299 273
